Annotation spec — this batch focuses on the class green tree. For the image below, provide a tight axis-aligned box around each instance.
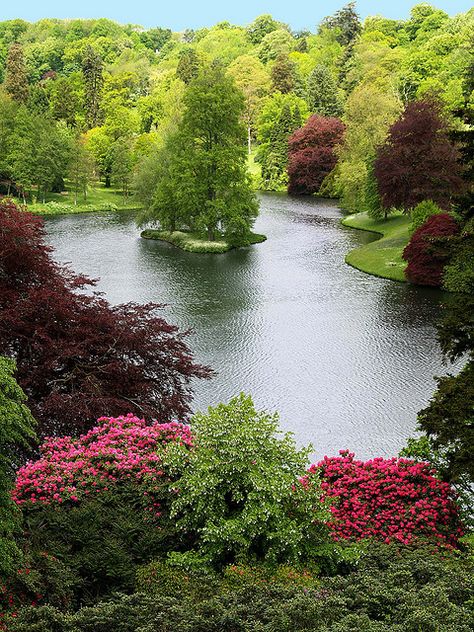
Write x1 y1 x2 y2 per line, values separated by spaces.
258 29 294 64
320 2 362 47
270 54 297 94
142 65 258 244
169 394 332 567
50 76 79 126
306 64 343 116
176 48 200 84
246 14 282 45
0 357 36 578
4 42 29 103
333 84 400 213
82 45 104 129
227 54 271 154
68 137 95 204
111 137 134 199
256 92 308 190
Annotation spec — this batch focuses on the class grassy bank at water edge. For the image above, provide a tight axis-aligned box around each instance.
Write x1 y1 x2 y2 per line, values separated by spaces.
141 230 267 253
341 212 411 282
17 184 142 216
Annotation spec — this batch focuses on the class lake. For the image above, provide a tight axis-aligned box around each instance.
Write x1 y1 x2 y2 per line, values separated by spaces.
44 193 448 461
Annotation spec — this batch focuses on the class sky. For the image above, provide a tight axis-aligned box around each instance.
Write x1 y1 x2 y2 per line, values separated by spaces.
0 0 472 31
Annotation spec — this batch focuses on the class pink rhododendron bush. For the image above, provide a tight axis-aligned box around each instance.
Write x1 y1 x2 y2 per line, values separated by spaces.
303 450 463 547
13 414 193 511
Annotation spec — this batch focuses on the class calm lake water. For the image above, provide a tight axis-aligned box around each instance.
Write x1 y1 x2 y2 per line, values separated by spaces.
44 193 449 461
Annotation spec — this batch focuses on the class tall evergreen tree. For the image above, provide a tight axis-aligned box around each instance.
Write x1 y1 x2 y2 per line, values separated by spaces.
82 45 104 129
4 43 29 104
176 48 200 85
306 65 342 116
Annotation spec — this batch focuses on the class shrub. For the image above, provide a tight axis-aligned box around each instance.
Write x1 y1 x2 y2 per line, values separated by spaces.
8 545 474 632
168 394 338 569
402 212 459 286
304 450 463 547
411 200 443 232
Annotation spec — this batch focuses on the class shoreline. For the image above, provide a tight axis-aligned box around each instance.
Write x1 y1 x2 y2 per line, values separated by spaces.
341 212 410 283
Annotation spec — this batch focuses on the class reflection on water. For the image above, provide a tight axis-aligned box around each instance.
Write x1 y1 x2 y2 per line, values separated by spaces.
44 193 449 461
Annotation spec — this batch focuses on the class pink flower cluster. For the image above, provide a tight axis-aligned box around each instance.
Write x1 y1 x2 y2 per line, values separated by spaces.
303 450 463 547
13 414 193 511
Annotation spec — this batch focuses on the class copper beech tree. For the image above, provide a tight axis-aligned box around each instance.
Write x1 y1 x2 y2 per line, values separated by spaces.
287 115 344 195
374 100 464 212
0 200 211 438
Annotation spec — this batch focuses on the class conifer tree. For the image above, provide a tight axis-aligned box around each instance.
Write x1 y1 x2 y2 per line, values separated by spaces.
4 43 29 104
82 45 104 129
306 65 342 116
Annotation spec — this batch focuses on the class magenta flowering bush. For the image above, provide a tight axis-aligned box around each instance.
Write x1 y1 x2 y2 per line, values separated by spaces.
303 450 463 547
13 414 193 511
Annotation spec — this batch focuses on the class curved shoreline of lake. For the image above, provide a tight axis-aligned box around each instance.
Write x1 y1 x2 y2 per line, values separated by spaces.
44 193 449 462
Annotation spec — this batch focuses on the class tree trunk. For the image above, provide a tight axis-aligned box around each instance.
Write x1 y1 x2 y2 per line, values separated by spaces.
248 125 251 156
207 228 215 241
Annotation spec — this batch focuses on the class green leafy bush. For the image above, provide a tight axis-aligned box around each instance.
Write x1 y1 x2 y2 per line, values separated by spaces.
167 394 341 569
410 199 443 232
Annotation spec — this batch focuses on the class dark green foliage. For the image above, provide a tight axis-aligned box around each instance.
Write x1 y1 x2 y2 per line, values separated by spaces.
82 45 103 129
306 65 342 116
443 217 474 293
320 2 361 47
4 42 28 103
139 27 172 52
9 544 474 631
246 15 281 45
140 65 258 244
22 492 183 605
0 357 36 578
271 54 296 94
417 363 474 484
176 48 200 84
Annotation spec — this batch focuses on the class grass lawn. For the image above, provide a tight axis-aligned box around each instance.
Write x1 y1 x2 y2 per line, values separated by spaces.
19 183 142 216
141 229 267 254
341 211 411 282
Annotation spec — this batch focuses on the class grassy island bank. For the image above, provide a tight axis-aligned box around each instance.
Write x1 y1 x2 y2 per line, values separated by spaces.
341 212 411 282
141 229 267 253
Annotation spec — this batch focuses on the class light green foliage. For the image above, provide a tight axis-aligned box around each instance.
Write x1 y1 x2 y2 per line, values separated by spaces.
169 394 333 567
110 137 134 198
227 55 271 151
68 136 96 204
256 92 309 190
258 29 295 64
334 84 400 213
194 25 250 66
410 200 443 232
0 357 36 577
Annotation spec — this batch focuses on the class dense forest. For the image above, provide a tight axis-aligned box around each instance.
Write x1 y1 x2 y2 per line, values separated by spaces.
0 3 473 630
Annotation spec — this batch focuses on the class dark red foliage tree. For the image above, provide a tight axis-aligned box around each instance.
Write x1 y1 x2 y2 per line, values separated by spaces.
374 100 464 212
287 115 344 195
0 199 211 438
402 213 459 286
